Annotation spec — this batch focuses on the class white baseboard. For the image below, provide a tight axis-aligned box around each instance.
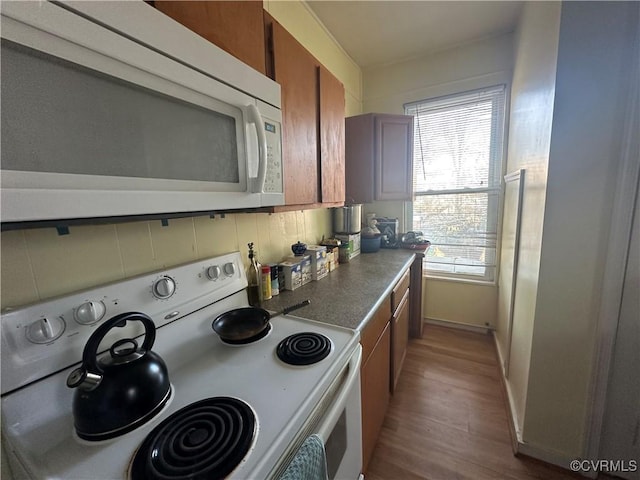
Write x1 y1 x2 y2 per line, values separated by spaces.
493 330 508 377
424 317 492 334
492 332 522 449
490 333 590 477
517 442 593 478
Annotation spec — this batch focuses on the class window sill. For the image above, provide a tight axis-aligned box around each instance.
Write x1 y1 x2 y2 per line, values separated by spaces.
423 274 497 287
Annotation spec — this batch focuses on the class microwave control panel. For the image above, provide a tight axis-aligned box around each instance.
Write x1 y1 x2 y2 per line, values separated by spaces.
263 120 283 194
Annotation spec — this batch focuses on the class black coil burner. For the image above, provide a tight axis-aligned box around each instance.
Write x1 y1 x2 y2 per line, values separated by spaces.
130 397 255 480
276 332 332 366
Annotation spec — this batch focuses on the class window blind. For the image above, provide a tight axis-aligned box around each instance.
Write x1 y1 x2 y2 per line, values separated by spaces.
405 85 506 281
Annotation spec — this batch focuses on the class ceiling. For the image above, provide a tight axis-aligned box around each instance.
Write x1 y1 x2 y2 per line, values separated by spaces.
305 1 524 68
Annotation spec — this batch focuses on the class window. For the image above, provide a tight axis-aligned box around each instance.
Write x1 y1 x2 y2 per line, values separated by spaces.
405 85 506 282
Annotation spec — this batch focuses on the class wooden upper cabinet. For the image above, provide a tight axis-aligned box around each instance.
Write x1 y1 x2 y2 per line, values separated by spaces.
265 14 346 208
270 19 319 205
153 1 266 75
319 66 346 204
345 113 414 203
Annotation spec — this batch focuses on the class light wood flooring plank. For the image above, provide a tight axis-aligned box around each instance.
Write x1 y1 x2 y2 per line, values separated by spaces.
366 324 581 480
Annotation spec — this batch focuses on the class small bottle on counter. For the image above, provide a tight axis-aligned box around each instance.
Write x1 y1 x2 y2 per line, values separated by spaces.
270 265 279 296
247 243 261 306
261 265 272 300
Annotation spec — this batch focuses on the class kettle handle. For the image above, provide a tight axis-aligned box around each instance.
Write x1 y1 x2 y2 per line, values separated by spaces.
81 312 156 376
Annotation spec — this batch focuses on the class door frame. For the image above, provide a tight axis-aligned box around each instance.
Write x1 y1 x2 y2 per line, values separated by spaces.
584 29 640 463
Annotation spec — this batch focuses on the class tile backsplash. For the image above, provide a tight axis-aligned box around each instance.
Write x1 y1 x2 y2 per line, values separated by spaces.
0 209 332 309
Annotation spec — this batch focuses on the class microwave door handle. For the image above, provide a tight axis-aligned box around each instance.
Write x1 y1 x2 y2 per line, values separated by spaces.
248 104 267 193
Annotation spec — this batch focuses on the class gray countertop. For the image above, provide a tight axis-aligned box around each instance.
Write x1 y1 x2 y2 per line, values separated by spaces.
262 249 416 331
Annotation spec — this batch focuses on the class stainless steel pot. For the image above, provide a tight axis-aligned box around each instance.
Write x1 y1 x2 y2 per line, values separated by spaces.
332 205 362 234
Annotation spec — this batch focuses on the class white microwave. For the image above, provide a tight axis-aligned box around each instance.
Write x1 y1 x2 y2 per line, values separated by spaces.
0 1 284 223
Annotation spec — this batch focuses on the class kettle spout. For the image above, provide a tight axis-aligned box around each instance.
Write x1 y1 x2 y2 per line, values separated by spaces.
66 368 102 391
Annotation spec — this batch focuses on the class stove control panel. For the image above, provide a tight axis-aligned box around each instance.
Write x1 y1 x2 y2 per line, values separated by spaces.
1 252 247 395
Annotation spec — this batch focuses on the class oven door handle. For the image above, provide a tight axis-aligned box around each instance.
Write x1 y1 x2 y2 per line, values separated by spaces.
317 345 362 443
248 103 267 193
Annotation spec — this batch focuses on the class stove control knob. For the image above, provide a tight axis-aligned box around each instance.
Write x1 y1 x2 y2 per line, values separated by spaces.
223 262 236 277
26 317 66 344
206 265 221 281
74 301 106 325
153 276 176 299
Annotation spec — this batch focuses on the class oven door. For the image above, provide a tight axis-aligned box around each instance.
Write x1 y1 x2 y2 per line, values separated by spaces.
316 345 363 480
0 1 284 222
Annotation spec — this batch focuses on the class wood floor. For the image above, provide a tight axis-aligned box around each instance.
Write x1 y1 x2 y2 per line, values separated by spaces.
366 324 581 480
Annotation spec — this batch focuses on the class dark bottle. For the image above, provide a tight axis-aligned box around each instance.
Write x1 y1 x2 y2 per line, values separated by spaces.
247 242 261 306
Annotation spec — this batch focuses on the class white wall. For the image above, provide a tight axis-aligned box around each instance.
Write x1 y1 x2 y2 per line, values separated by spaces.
362 33 514 114
495 0 561 439
523 0 639 459
424 279 497 329
360 33 515 328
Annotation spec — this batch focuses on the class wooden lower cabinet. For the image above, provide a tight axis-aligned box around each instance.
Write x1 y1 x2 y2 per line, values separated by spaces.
360 322 390 474
359 264 418 471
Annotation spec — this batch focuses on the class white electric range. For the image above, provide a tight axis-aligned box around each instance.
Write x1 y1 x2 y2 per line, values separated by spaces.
1 252 362 479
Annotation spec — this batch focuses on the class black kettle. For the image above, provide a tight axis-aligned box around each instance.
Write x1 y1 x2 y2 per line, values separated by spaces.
66 312 171 441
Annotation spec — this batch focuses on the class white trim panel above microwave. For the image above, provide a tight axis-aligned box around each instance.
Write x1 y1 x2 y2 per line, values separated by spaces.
0 1 284 222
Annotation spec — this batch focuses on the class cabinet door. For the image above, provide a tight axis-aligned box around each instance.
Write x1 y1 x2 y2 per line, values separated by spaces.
361 322 391 474
345 114 375 204
153 1 266 75
319 66 345 204
271 21 319 206
391 288 410 393
375 115 413 201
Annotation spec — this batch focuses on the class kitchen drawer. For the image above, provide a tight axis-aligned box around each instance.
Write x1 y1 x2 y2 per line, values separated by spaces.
391 268 410 314
360 295 391 364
